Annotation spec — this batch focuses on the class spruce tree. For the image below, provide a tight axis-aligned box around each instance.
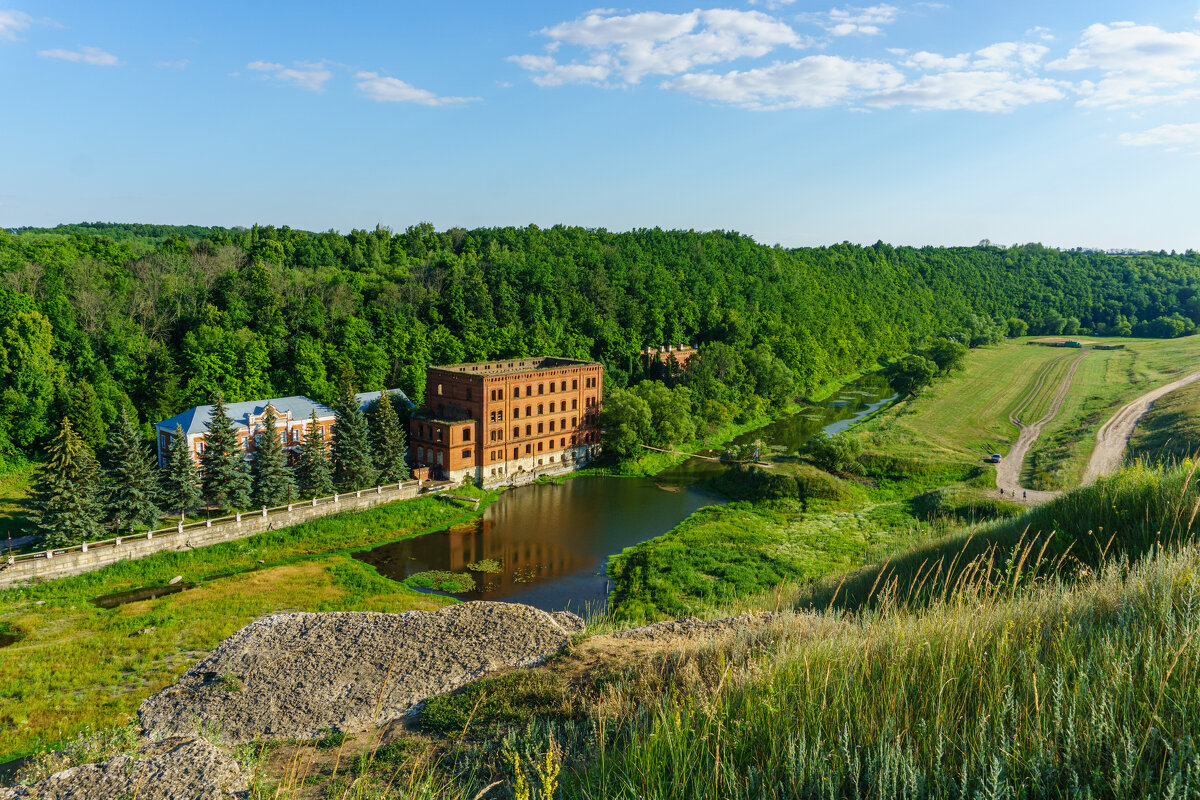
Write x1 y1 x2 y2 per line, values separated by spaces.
102 408 162 532
370 390 410 483
163 423 202 517
331 387 376 491
200 392 251 511
252 405 295 507
296 409 334 498
29 417 103 548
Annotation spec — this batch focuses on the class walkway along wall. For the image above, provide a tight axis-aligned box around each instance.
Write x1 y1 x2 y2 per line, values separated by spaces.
0 481 426 588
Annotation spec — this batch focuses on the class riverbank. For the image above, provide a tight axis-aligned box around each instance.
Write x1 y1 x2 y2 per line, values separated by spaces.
0 488 499 763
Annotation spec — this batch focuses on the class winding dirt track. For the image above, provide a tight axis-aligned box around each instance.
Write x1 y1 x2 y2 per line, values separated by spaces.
1082 368 1200 483
995 352 1089 504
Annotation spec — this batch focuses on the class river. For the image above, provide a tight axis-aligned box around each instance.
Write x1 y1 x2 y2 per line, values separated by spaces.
353 372 895 613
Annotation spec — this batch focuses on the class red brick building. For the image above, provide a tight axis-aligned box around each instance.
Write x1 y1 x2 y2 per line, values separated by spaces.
409 357 602 485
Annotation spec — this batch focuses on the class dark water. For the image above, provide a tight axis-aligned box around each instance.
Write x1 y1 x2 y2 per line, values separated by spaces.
355 373 896 613
0 628 20 648
91 583 193 609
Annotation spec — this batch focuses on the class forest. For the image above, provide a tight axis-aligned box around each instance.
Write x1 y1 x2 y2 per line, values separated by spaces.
2 221 1200 465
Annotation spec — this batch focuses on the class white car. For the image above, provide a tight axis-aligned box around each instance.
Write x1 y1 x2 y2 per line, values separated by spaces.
988 453 1002 463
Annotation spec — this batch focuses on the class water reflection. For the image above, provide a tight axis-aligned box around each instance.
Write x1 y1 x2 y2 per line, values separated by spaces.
356 373 896 612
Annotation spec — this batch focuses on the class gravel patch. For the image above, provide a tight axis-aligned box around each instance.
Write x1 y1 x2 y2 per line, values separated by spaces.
139 602 582 744
2 738 249 800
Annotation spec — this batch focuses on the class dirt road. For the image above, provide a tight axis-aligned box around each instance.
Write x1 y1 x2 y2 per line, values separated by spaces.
1082 368 1200 483
995 352 1089 505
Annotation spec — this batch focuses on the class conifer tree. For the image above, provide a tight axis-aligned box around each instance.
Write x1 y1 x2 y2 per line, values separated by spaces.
252 404 295 507
296 409 334 498
369 390 410 483
102 407 162 532
29 417 103 547
331 387 376 491
163 423 202 517
200 391 251 511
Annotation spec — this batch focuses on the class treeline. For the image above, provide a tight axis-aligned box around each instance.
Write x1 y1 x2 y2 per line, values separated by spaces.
2 223 1200 462
29 389 409 547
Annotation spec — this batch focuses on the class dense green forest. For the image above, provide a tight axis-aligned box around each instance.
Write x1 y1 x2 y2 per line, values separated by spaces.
1 222 1199 462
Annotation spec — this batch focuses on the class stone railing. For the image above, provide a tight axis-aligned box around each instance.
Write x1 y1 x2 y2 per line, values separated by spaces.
1 480 434 587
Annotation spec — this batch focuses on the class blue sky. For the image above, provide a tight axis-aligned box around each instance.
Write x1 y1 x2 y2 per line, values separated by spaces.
3 1 1200 249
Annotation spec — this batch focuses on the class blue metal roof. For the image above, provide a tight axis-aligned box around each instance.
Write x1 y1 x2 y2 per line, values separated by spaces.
155 389 410 435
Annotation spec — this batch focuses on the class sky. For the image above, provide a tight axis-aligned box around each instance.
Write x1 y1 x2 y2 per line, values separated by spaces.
3 1 1200 249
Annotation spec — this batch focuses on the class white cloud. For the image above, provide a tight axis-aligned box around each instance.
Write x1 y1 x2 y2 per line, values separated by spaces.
155 58 190 69
354 72 479 106
1047 22 1200 107
663 55 903 109
0 9 31 40
973 42 1048 70
510 8 802 86
1118 122 1200 150
866 70 1067 111
247 59 332 91
825 4 899 36
903 50 969 71
37 46 119 66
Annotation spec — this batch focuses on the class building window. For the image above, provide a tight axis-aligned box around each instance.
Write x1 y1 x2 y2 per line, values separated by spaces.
525 444 532 454
538 383 544 395
537 404 544 415
550 402 556 413
513 447 519 459
497 410 503 421
279 431 287 444
526 424 532 436
463 427 471 441
490 412 496 422
549 420 555 432
538 442 543 452
561 381 567 391
572 416 577 426
525 405 532 417
572 379 578 389
195 440 204 454
538 423 544 434
417 446 424 460
514 386 521 398
463 449 471 459
436 450 444 465
514 407 520 419
436 429 444 442
572 399 578 410
498 389 504 400
513 426 519 438
437 384 444 395
561 437 566 448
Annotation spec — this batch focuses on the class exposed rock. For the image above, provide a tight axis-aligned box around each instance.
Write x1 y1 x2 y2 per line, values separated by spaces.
168 575 183 585
139 602 582 744
2 737 249 800
611 612 780 643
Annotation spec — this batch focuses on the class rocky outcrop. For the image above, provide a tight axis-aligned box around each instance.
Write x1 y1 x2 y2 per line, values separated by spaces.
2 738 249 800
139 602 582 744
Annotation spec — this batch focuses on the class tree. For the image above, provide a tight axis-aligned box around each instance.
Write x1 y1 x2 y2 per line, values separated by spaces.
886 354 938 397
28 417 102 547
369 390 409 483
331 387 376 490
200 392 251 511
798 431 864 475
296 409 334 498
631 380 696 448
252 404 295 507
162 423 202 517
599 387 652 461
64 380 105 451
1006 317 1029 338
922 338 968 375
102 407 162 532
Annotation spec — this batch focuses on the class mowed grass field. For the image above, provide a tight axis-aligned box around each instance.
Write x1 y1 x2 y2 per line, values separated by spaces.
1128 378 1200 465
858 336 1200 488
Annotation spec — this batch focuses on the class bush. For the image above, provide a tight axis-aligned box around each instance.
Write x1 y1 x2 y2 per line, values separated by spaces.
797 432 863 475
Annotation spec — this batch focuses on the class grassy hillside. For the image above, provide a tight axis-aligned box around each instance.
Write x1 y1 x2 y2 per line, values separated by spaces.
1129 378 1200 465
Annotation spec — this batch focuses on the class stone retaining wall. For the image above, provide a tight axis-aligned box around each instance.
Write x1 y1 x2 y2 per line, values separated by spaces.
0 483 423 588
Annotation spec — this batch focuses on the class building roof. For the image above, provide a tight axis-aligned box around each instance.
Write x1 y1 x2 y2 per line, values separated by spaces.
156 389 411 435
429 356 598 377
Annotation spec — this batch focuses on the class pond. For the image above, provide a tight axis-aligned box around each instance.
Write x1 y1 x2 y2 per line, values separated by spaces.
354 373 896 613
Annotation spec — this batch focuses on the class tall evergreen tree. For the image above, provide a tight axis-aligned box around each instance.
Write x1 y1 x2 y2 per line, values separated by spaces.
331 387 376 491
163 423 202 517
102 407 162 532
200 392 251 511
369 390 410 483
28 417 103 548
296 409 334 498
252 404 295 507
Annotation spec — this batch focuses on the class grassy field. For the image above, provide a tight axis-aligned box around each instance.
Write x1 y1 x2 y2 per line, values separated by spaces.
0 489 495 763
1128 377 1200 466
0 462 35 547
858 336 1200 489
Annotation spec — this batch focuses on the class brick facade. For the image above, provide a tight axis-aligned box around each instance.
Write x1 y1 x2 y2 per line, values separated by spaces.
410 357 603 486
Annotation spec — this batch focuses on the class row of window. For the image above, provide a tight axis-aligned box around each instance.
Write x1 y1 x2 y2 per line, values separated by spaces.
488 416 579 442
169 424 330 455
489 398 581 422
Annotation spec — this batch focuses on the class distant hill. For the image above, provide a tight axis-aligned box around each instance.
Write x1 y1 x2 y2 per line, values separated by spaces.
7 221 245 246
